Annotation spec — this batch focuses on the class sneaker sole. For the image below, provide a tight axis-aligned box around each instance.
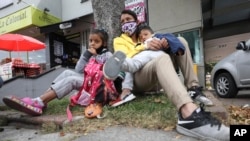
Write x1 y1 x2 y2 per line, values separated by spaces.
103 51 126 80
195 96 214 106
176 125 219 141
111 94 136 107
3 96 42 116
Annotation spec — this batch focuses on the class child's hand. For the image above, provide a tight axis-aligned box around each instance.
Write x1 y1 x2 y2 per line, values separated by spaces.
177 49 184 56
88 47 97 55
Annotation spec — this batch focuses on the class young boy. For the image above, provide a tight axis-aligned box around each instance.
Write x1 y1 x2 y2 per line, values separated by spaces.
138 24 185 56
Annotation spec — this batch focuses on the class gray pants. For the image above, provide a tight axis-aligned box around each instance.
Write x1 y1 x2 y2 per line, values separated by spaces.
122 50 165 73
121 50 165 90
51 70 83 99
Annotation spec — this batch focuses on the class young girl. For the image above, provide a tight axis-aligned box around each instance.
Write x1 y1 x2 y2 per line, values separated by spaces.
3 29 115 116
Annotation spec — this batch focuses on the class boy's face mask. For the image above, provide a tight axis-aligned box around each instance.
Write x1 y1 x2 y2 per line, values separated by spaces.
121 21 137 36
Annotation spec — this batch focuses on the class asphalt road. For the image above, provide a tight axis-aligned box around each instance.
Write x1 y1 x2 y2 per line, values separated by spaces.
0 125 78 141
0 125 199 141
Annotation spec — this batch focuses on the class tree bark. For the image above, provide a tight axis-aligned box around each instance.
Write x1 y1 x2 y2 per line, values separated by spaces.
91 0 125 52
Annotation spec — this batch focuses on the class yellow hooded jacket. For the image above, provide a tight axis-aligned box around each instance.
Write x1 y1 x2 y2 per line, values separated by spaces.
113 34 146 58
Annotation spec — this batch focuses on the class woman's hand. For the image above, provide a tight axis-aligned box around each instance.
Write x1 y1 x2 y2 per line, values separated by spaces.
147 38 169 50
160 38 169 50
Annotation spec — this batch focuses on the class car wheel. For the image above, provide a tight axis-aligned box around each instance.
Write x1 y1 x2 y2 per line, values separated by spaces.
214 73 238 98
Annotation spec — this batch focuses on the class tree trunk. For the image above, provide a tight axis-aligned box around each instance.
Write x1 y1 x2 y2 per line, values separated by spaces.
91 0 124 52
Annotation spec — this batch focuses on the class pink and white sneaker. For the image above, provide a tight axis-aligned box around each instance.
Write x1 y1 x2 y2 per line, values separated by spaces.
3 96 45 116
110 93 136 107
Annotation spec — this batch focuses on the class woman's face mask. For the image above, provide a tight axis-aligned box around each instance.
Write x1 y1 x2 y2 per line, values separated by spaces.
121 21 137 36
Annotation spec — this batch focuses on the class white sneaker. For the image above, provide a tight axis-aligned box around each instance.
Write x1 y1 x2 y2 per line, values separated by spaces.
110 93 136 107
188 86 214 106
103 51 126 80
195 95 214 106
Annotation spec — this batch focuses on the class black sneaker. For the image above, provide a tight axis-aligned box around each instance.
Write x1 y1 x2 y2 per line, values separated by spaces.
188 86 214 106
176 107 229 141
114 72 126 94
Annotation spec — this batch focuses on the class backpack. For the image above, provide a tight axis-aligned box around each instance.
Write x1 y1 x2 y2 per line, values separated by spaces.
67 58 121 120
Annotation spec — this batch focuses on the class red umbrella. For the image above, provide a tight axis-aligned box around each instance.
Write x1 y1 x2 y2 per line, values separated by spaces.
0 33 45 51
0 33 46 63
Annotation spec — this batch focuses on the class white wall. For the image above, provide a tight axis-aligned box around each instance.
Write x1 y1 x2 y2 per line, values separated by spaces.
148 0 202 33
0 0 62 19
35 0 62 18
205 32 250 63
0 0 94 22
61 0 93 21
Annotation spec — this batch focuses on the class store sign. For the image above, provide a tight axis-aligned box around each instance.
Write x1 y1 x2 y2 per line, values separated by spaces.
0 6 61 34
125 0 146 22
0 0 13 9
0 7 31 34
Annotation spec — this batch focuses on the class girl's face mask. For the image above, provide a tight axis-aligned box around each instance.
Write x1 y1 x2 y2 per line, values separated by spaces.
96 46 104 54
121 21 137 36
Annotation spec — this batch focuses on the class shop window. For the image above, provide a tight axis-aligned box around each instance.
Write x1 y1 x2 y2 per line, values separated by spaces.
81 29 90 53
176 30 202 64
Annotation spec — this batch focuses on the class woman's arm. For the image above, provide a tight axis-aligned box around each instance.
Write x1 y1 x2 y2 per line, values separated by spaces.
146 38 169 51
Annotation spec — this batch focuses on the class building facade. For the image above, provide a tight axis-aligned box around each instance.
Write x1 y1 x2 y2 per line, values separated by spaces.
147 0 204 85
1 0 249 86
0 0 93 69
202 0 250 64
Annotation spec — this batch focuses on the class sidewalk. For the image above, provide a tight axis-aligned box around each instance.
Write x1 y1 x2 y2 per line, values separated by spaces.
0 90 228 141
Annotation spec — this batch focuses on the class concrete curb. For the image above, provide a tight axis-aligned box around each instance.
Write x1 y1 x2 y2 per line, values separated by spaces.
0 111 67 127
204 90 228 121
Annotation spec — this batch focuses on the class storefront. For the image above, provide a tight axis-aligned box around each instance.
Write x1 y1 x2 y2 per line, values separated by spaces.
0 6 61 34
0 6 61 80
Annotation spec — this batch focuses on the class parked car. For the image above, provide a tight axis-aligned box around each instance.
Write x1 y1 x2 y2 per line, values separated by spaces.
210 39 250 98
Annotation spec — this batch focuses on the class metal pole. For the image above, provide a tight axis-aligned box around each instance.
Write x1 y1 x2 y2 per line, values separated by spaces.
27 52 29 63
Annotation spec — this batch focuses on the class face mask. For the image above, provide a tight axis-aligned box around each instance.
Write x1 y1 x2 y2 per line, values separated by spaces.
96 46 105 54
121 21 137 36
